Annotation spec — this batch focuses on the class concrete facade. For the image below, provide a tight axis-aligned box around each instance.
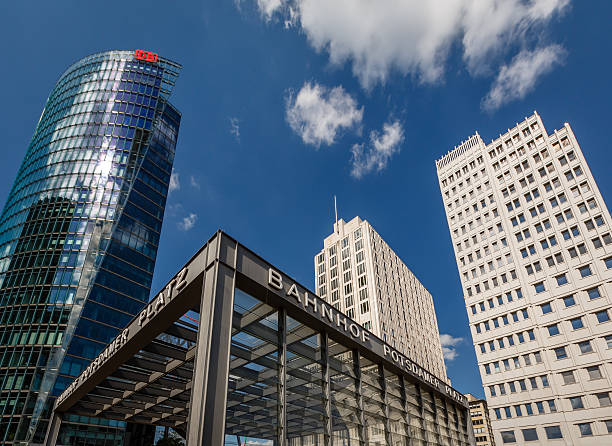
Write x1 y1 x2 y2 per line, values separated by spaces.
314 216 448 383
467 393 496 446
436 112 612 445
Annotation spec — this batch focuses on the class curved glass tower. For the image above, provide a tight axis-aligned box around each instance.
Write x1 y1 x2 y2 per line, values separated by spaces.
0 50 181 444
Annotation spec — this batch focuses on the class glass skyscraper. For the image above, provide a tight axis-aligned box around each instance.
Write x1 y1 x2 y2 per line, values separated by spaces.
0 50 181 444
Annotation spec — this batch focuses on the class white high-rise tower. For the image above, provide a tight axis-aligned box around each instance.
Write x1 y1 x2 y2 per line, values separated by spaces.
436 112 612 445
314 216 449 382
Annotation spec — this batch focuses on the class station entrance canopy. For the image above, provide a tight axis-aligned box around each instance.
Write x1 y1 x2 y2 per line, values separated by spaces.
46 231 474 446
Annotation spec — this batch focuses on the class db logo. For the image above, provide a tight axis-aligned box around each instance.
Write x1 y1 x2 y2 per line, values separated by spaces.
134 50 158 63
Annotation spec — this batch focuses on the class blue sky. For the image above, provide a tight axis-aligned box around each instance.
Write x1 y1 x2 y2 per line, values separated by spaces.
1 1 611 397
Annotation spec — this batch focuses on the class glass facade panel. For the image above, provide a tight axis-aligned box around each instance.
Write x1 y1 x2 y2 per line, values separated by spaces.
224 285 471 446
0 50 181 444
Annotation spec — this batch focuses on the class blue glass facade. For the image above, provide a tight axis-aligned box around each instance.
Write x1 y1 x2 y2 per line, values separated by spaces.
0 50 181 444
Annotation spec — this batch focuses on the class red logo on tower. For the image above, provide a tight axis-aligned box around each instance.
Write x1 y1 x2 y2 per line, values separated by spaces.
134 50 158 63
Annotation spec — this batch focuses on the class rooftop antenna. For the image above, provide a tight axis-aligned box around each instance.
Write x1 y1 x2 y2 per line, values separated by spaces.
334 195 338 233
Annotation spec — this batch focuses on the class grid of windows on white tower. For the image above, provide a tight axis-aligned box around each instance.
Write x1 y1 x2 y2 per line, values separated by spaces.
314 216 448 383
436 111 612 445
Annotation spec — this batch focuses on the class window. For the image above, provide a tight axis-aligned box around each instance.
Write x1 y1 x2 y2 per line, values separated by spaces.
596 392 611 407
556 274 568 286
578 264 592 278
501 431 516 443
514 405 523 417
570 317 584 330
587 287 601 300
561 370 576 385
569 396 584 410
534 282 545 293
541 375 549 387
577 423 592 437
606 420 612 434
544 426 563 440
578 340 593 354
587 365 603 380
606 335 612 349
605 257 612 269
522 429 538 442
554 347 567 359
563 295 575 307
509 381 516 393
541 302 552 314
548 400 557 412
536 401 545 414
519 379 527 391
547 324 560 336
596 310 610 323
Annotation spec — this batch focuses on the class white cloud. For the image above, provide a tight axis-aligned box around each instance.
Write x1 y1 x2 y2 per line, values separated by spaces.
350 120 404 179
247 0 569 95
462 0 569 74
286 82 363 147
482 44 565 111
178 213 198 231
440 334 463 361
229 117 241 142
257 0 283 20
169 169 180 193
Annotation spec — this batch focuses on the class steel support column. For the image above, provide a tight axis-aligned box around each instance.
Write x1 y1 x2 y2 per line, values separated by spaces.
321 332 332 446
43 412 62 446
277 308 287 446
398 375 414 446
187 235 237 446
353 350 367 445
430 390 443 444
378 365 393 446
416 384 428 444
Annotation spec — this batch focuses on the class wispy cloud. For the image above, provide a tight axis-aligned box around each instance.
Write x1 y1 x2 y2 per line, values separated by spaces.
178 213 198 231
229 117 241 142
169 169 180 193
351 120 404 179
482 45 565 111
286 82 363 147
439 334 463 361
166 203 184 217
257 0 282 20
189 175 201 190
